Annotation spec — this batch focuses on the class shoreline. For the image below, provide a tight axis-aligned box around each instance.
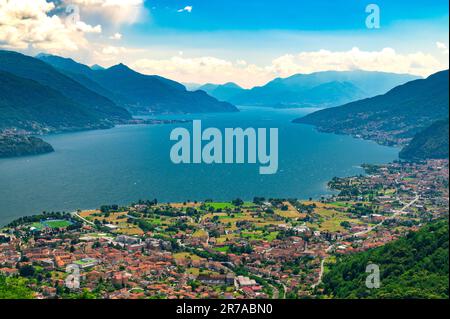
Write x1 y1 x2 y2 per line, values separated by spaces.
0 107 400 227
0 157 393 227
0 164 375 228
0 119 193 160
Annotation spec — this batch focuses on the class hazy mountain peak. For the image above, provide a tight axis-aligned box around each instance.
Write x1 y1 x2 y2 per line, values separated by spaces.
108 63 132 71
91 64 105 71
222 82 243 89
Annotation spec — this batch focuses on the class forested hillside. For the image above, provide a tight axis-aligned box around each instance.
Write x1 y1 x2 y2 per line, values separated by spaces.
295 70 449 146
322 220 449 299
400 119 449 160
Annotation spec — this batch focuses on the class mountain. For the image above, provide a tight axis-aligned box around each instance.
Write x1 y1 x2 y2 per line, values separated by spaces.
295 70 449 146
227 70 419 108
322 219 449 299
400 119 449 160
198 82 245 102
0 71 114 132
36 54 125 105
183 82 203 91
37 54 239 114
90 64 105 71
0 51 131 123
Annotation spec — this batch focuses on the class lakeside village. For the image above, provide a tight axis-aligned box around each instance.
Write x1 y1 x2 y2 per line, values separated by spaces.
1 159 448 299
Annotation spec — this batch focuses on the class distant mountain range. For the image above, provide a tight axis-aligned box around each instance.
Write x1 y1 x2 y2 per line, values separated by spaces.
295 70 449 159
183 83 203 91
37 54 238 115
198 71 419 108
198 82 245 102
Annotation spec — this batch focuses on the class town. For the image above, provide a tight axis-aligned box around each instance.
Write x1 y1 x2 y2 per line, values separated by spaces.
1 159 448 299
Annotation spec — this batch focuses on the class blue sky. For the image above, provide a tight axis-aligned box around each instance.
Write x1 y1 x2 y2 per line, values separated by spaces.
142 0 448 31
1 0 448 87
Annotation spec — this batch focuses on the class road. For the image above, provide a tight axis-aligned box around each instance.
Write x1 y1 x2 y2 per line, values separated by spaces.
311 259 325 289
351 194 419 238
310 194 419 289
71 211 95 226
252 273 282 299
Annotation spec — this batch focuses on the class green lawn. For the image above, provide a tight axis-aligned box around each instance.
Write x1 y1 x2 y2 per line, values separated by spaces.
241 230 278 241
213 246 230 253
31 220 72 230
328 201 353 208
31 222 45 230
44 220 72 229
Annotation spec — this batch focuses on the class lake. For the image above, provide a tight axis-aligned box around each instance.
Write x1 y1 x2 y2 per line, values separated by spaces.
0 106 399 225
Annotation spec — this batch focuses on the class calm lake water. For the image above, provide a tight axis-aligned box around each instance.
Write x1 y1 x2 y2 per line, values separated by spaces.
0 106 399 225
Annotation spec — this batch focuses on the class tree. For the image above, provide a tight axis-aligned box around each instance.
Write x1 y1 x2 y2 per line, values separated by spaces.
19 265 35 278
232 198 244 207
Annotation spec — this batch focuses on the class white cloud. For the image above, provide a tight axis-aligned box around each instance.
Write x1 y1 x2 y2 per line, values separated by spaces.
91 44 144 64
75 21 102 33
177 6 193 13
130 47 447 88
0 0 98 52
109 32 122 40
436 41 449 54
66 0 145 25
132 56 263 88
267 47 445 78
101 45 128 55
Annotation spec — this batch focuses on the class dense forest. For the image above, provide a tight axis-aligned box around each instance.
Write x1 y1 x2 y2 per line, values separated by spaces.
400 119 449 160
322 219 449 299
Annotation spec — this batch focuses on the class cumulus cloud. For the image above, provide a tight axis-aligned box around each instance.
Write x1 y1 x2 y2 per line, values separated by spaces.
90 44 144 64
131 56 265 88
101 45 129 55
109 32 122 40
130 47 447 88
177 6 193 13
74 20 102 33
268 47 444 78
0 0 99 52
66 0 145 25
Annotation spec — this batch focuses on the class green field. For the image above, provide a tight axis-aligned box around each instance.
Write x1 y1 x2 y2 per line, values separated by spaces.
44 220 72 228
205 202 254 210
213 246 230 253
31 220 72 230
